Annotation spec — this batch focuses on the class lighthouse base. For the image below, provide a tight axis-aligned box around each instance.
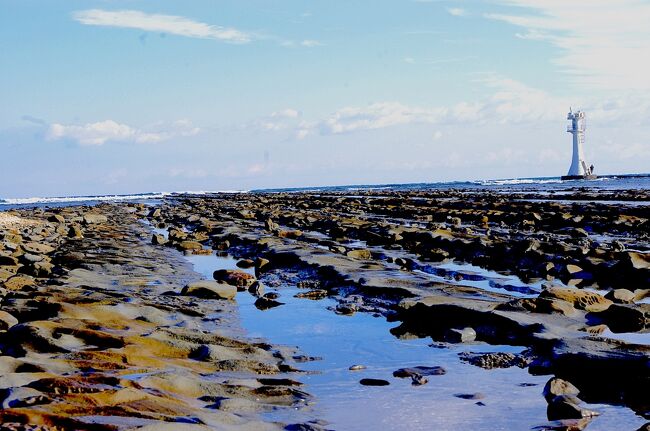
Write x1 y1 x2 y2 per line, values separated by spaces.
561 174 598 181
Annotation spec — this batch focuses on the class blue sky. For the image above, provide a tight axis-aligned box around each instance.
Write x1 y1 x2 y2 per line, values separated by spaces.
2 0 650 197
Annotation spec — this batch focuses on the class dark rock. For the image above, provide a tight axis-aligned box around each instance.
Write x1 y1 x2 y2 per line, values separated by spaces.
181 281 236 300
255 296 284 310
152 234 167 246
543 378 580 402
359 378 390 386
547 395 599 421
393 366 446 378
236 259 255 269
589 303 649 332
445 327 476 343
454 393 485 400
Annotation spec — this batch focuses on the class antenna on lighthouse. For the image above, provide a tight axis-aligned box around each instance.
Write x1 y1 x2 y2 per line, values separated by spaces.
561 109 596 180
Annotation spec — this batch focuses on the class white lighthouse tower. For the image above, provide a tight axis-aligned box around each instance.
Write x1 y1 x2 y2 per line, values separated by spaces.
561 109 596 180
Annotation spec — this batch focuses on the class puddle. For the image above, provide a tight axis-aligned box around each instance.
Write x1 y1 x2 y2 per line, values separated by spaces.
183 251 647 430
414 261 543 298
600 329 650 346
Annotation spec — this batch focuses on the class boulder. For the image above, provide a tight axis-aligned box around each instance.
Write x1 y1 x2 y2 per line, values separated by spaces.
590 303 649 332
627 252 650 270
547 395 599 421
0 310 19 331
0 254 18 266
543 378 580 402
47 214 65 223
68 225 83 239
181 281 236 300
278 229 303 239
82 213 108 225
445 327 477 343
605 289 636 304
236 259 255 269
213 269 256 288
152 234 167 246
178 241 203 251
346 249 372 260
22 242 55 255
539 287 612 312
359 378 390 386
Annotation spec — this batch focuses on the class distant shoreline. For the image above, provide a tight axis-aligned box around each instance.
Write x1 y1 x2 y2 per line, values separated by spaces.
2 173 650 208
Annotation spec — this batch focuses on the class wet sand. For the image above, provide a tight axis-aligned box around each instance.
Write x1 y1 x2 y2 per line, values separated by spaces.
1 188 649 430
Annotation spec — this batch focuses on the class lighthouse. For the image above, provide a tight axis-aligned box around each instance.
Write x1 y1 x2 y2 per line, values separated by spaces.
561 109 596 180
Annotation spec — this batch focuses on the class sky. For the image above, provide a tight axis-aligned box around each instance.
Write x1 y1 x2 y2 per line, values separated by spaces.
2 0 650 198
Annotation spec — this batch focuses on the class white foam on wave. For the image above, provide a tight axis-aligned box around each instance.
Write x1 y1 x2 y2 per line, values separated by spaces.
474 178 564 186
0 190 249 206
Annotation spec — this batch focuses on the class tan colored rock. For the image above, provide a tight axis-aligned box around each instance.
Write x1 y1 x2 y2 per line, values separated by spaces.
346 249 372 260
181 281 237 300
178 240 203 250
605 288 636 304
628 251 650 270
0 311 19 331
277 229 303 239
540 287 612 312
213 269 256 288
82 213 108 225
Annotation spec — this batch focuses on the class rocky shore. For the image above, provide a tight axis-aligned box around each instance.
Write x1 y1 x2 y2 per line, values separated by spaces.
1 188 649 430
0 205 314 431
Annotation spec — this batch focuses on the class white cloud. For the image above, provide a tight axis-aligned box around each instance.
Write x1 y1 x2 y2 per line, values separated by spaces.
271 109 300 119
318 102 447 134
300 39 323 47
47 119 200 146
312 76 567 135
249 109 303 133
485 0 650 91
73 9 252 44
447 8 467 17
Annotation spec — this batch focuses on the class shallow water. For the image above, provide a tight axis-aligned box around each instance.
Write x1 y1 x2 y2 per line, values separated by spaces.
185 251 647 430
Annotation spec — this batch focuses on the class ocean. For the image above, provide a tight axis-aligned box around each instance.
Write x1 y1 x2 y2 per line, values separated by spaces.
2 174 650 211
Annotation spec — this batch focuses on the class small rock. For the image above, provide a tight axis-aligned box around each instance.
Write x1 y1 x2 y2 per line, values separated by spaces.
543 378 580 403
67 225 83 239
359 378 390 386
0 310 19 331
152 234 167 246
181 281 237 300
278 229 303 239
82 213 108 225
346 249 372 260
410 375 428 386
213 269 256 288
605 288 636 304
445 327 476 343
295 289 328 300
335 303 357 315
47 214 65 223
236 259 255 269
178 240 203 251
547 395 599 421
255 296 284 310
248 281 265 296
393 366 446 378
454 393 485 400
